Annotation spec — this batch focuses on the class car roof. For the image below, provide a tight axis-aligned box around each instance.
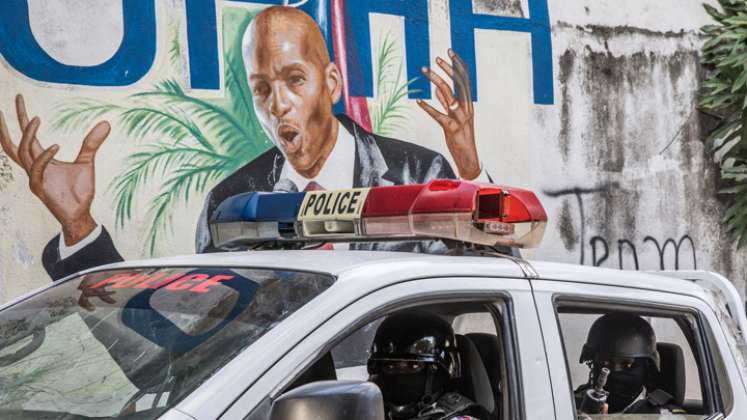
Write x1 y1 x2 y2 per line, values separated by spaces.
86 250 708 298
89 250 524 277
527 260 708 297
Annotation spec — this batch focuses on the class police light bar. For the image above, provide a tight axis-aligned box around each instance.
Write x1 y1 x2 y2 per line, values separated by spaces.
209 179 547 249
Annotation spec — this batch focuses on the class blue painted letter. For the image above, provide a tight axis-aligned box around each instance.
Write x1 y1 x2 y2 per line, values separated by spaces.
345 0 430 99
185 0 221 90
0 0 156 86
449 0 554 104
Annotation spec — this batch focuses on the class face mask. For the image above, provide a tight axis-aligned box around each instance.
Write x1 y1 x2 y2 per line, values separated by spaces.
603 364 647 412
380 373 427 407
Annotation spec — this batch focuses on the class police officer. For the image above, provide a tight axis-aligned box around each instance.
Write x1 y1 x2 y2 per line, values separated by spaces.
368 311 490 420
575 312 686 415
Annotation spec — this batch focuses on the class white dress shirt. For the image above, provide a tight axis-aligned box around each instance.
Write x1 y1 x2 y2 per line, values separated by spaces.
279 123 355 192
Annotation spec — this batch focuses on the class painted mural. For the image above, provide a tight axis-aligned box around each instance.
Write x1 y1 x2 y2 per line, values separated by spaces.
1 0 746 300
0 1 553 284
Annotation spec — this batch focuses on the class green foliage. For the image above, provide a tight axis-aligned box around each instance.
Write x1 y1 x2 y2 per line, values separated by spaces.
370 32 419 136
168 20 182 71
52 8 269 255
700 0 747 247
52 100 123 133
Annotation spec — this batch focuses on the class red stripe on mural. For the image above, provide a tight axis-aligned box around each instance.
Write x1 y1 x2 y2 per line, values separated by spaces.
331 0 372 131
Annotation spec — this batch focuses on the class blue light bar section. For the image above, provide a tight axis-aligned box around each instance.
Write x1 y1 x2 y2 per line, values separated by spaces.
211 192 306 223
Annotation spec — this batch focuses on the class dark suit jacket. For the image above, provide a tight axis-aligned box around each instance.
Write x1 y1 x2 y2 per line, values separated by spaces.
42 115 456 281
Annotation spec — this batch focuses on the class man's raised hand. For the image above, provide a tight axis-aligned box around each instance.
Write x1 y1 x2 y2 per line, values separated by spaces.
417 49 481 180
0 94 110 246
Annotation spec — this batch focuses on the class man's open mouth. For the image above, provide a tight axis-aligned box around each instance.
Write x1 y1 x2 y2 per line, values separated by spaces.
277 125 301 153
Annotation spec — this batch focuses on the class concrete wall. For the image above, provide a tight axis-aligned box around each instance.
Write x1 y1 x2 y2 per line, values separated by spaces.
535 0 743 283
1 0 744 301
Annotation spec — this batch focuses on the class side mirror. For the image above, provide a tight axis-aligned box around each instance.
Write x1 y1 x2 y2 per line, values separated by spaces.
270 380 384 420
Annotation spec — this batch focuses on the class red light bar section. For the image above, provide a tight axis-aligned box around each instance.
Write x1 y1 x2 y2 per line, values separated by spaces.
410 180 481 214
362 180 480 217
362 179 546 224
362 184 425 217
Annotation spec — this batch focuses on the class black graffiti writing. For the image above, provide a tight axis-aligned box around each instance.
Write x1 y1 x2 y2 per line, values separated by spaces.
544 183 617 265
545 184 698 271
590 236 609 266
643 235 697 270
617 239 639 270
589 235 696 270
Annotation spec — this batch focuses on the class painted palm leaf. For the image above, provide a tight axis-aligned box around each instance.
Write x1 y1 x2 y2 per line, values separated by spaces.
371 31 420 136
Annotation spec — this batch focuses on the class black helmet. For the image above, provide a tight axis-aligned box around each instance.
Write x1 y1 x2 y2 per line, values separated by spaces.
368 311 461 415
368 311 461 379
580 312 660 370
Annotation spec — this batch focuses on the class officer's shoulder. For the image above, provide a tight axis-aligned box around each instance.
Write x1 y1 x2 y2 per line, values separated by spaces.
437 392 474 410
645 389 687 414
622 389 683 414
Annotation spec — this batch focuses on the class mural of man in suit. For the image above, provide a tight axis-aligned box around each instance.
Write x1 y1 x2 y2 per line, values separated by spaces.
0 6 488 281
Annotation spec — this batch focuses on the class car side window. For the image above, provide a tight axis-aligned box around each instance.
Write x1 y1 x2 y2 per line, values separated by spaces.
285 300 514 420
555 303 722 419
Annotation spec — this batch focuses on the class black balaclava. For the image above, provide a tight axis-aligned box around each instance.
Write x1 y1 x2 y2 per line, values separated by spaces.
381 373 427 407
601 363 648 412
378 368 449 419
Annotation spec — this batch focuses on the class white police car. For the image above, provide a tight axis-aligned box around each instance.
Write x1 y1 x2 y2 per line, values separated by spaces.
0 180 744 420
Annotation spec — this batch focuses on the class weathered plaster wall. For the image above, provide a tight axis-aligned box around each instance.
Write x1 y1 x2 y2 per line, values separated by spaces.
1 0 744 301
533 1 746 289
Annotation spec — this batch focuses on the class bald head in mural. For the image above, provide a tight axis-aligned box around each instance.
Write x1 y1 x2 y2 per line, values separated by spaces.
0 5 486 283
243 7 343 179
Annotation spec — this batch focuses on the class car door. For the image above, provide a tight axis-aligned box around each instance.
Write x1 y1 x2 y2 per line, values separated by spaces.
532 277 747 420
221 276 555 420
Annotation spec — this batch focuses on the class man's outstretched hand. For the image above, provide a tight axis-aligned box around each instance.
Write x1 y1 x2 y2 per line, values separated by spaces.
417 49 481 180
0 94 110 246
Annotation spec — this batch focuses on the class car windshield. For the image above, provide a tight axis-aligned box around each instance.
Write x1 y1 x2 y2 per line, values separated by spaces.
0 266 334 419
